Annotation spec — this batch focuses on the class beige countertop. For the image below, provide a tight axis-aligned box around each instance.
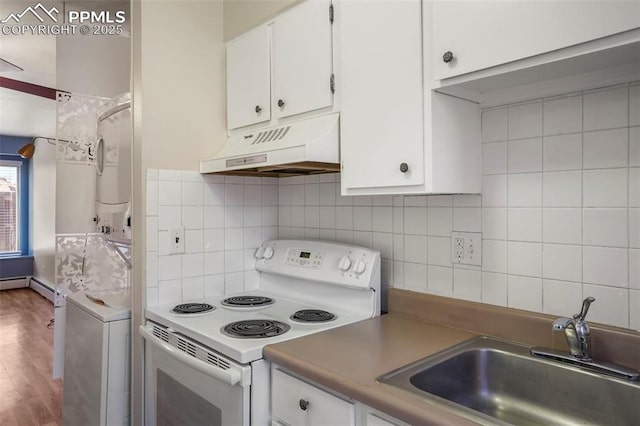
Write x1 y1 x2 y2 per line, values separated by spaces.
264 313 481 425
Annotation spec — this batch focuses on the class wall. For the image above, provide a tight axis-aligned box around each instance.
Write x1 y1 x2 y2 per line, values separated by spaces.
277 83 640 331
145 170 278 306
223 0 298 40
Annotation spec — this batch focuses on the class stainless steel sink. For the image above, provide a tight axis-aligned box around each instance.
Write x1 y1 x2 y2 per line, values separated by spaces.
378 336 640 426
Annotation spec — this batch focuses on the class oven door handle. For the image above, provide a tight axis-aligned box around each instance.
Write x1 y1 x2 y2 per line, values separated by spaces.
139 325 242 386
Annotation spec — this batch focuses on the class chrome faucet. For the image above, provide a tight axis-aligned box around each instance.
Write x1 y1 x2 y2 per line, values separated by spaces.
552 297 595 361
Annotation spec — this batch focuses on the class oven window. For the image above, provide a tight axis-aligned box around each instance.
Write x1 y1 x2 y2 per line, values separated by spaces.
157 370 222 426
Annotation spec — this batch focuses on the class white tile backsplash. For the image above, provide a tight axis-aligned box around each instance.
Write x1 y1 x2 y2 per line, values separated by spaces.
144 82 640 330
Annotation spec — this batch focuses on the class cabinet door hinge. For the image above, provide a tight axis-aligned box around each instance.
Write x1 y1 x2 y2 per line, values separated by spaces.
329 3 334 24
330 74 335 94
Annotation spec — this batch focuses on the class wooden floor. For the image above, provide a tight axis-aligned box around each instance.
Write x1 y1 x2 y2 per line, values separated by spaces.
0 289 62 426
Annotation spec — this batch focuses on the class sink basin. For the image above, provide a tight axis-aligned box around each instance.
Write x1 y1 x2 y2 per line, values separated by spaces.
378 336 640 426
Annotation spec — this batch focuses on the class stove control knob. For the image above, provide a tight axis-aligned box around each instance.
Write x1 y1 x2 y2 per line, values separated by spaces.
263 247 274 260
354 259 366 274
254 246 265 259
338 255 352 271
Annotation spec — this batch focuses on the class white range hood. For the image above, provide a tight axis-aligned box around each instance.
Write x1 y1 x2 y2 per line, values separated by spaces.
200 113 340 177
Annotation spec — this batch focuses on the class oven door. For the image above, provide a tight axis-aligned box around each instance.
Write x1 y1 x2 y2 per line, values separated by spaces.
140 324 251 426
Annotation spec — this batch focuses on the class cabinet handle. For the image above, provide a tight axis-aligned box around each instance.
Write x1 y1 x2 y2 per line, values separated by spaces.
299 399 309 411
255 105 262 114
443 51 455 63
399 162 409 173
277 99 285 108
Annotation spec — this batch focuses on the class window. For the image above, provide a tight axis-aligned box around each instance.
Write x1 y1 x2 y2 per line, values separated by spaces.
0 158 28 255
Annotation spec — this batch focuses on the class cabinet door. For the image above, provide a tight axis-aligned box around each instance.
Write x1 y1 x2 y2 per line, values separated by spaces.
273 0 333 119
340 0 424 191
226 24 271 130
432 1 640 80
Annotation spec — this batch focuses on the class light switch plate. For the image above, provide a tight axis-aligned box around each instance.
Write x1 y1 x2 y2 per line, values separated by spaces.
451 231 481 266
169 227 185 254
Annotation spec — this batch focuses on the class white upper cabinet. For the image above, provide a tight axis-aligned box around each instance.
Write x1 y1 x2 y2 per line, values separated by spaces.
226 25 271 130
226 0 334 131
273 0 334 119
432 0 640 80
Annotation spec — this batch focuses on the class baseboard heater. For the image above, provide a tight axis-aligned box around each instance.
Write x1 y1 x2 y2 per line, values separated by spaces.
29 276 55 303
0 277 28 291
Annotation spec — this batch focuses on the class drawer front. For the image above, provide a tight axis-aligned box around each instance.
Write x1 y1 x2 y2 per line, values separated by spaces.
272 369 355 426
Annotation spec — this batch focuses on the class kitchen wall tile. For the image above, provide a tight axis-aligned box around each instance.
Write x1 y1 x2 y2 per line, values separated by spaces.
453 267 481 302
508 208 542 242
352 196 372 207
319 229 336 241
146 287 159 307
244 184 262 206
542 208 581 244
336 206 354 230
372 232 393 259
278 185 291 206
185 230 204 254
204 174 225 184
158 255 181 281
291 185 305 206
454 195 482 207
146 253 158 288
582 284 629 328
482 107 508 142
482 240 507 273
224 228 243 251
508 241 542 277
354 207 373 231
159 181 181 206
543 94 582 136
334 230 353 244
224 184 243 206
204 252 224 275
630 209 640 248
305 184 319 205
182 206 203 229
225 272 245 294
583 246 628 287
453 208 481 232
182 277 204 301
381 259 393 287
583 128 628 169
278 206 292 227
393 235 404 262
244 270 260 292
404 196 427 207
204 183 225 206
542 134 582 172
158 231 169 256
427 195 453 207
629 249 640 290
146 180 160 219
204 206 224 229
482 174 508 207
146 216 158 252
630 168 640 207
262 206 278 227
262 227 278 242
404 263 427 293
629 127 640 166
508 173 542 207
542 171 581 208
318 206 336 229
583 208 627 247
204 274 225 297
225 250 244 273
158 206 181 230
508 276 542 311
582 169 628 207
372 207 393 232
304 206 320 228
243 227 262 249
393 207 404 233
158 279 182 305
481 272 508 307
292 207 306 228
158 169 182 181
262 185 278 205
147 169 159 181
482 208 507 240
630 290 640 331
405 207 428 235
335 183 353 206
630 85 640 127
542 244 582 283
404 235 428 264
225 206 244 228
427 236 450 267
508 102 542 140
225 176 244 184
427 208 452 236
319 183 336 206
428 266 453 297
542 279 582 316
353 231 372 248
318 173 337 183
182 182 203 206
508 138 542 173
583 86 628 131
373 195 393 206
393 261 404 288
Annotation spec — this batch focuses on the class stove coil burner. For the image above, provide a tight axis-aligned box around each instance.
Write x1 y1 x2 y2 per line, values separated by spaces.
290 309 337 323
221 296 275 307
171 303 215 314
222 320 290 339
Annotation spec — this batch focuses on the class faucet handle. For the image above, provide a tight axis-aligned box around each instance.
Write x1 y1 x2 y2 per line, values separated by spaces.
573 297 595 322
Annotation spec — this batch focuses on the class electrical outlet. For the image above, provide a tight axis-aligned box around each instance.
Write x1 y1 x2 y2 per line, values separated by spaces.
451 232 481 266
169 227 185 254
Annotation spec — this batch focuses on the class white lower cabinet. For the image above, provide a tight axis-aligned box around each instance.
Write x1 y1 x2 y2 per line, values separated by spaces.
271 367 356 426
